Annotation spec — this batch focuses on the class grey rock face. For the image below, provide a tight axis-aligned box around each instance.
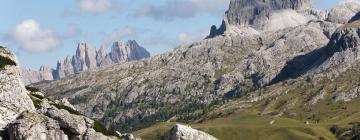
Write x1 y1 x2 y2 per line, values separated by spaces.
0 47 35 130
168 124 217 140
1 47 117 140
8 111 68 140
83 129 113 140
110 41 150 63
208 0 314 38
45 108 87 135
124 134 141 140
226 0 310 27
73 43 98 73
21 66 55 85
327 2 360 24
55 56 75 79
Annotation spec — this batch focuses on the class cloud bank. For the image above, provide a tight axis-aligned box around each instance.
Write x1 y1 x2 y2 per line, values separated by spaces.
8 19 61 53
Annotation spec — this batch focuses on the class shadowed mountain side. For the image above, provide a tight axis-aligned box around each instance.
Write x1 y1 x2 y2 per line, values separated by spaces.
270 21 360 85
269 47 328 85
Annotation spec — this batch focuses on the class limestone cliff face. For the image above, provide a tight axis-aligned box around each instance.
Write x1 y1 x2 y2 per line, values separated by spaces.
327 2 360 24
0 47 118 140
0 47 35 130
22 40 150 84
208 0 312 38
225 0 311 27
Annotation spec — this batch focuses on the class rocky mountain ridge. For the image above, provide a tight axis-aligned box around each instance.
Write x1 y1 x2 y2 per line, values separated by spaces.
22 40 150 85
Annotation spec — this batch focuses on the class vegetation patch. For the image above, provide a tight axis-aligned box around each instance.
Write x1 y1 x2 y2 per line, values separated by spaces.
50 103 82 115
30 93 44 100
0 55 16 69
93 120 120 138
26 86 41 93
30 96 42 109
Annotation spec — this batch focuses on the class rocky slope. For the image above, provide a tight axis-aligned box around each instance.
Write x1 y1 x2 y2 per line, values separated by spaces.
22 40 150 85
31 0 360 135
0 47 118 140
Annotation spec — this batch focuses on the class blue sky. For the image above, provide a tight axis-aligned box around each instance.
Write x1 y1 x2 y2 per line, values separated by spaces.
0 0 351 69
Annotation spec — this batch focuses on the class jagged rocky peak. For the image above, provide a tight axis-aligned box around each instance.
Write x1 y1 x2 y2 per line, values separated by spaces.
327 2 360 24
208 0 312 37
73 42 97 72
110 40 150 63
226 0 311 26
22 40 151 83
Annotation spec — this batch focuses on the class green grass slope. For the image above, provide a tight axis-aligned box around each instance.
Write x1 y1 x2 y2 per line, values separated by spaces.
134 111 336 140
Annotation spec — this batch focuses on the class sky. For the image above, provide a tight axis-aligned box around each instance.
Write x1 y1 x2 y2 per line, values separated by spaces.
0 0 354 70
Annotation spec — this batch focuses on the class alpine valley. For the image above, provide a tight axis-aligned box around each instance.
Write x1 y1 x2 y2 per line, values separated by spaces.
3 0 360 140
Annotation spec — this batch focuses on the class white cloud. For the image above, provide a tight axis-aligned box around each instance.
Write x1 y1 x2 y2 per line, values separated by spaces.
9 19 61 53
79 0 112 14
102 27 137 45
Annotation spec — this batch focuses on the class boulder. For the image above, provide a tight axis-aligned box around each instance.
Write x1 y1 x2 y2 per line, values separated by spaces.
8 111 68 140
0 47 35 130
168 124 217 140
45 108 87 135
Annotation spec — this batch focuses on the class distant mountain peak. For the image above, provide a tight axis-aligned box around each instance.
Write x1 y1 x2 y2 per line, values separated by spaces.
22 40 150 84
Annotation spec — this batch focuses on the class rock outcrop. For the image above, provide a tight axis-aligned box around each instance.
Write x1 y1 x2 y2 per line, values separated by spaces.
167 124 217 140
326 2 360 24
8 111 68 140
208 0 313 37
22 40 150 84
0 47 117 140
0 47 35 130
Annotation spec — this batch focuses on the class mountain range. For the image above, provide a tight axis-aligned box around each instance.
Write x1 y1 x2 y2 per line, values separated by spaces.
21 40 150 85
3 0 360 140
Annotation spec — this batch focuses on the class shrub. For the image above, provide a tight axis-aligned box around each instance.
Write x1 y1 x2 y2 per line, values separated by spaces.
93 120 119 138
30 96 42 109
26 86 40 92
0 55 16 69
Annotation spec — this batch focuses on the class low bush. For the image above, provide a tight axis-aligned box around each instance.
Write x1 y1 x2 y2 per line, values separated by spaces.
93 120 119 138
26 86 40 92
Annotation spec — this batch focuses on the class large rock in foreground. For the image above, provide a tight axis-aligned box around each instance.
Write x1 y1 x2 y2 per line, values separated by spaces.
168 124 217 140
0 47 35 130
